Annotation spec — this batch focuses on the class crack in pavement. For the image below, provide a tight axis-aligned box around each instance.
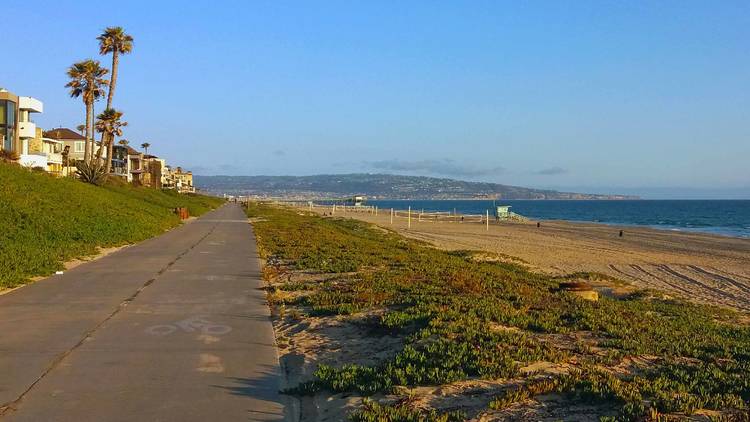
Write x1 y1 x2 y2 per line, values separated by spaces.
0 220 221 416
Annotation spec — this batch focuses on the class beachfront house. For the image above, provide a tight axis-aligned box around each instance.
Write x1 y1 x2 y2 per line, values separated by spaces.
44 128 85 162
162 166 195 193
0 91 64 175
43 127 108 173
20 128 64 175
172 167 194 193
1 89 45 160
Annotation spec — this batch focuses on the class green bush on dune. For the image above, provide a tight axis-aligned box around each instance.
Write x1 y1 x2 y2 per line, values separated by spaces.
0 163 224 287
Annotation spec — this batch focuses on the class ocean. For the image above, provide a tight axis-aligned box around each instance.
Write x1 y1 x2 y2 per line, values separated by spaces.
367 200 750 238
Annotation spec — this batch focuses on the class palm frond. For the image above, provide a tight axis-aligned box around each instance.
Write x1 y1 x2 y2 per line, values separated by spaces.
97 27 134 55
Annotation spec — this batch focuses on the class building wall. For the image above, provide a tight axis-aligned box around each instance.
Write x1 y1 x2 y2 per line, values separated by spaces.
142 158 164 188
27 127 44 155
127 153 143 183
61 139 86 161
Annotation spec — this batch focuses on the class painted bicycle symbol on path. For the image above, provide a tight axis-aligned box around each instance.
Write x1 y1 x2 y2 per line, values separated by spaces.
145 315 232 336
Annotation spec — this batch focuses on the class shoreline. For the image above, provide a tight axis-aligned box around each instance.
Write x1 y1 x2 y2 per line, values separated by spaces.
534 218 749 240
363 199 750 239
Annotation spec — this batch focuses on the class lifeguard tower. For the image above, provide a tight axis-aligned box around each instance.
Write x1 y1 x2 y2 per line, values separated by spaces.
495 205 528 221
496 205 512 219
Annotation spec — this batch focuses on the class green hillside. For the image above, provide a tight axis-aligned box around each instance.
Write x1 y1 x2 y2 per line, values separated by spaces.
0 163 224 288
195 173 638 200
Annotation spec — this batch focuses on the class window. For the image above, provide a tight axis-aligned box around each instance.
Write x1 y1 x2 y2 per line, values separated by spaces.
0 100 16 151
74 141 85 153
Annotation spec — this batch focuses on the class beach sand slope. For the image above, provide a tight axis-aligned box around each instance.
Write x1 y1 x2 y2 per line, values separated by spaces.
321 208 750 312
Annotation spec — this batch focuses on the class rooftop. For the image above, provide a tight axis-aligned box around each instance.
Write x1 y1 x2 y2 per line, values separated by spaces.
125 146 142 155
43 128 85 141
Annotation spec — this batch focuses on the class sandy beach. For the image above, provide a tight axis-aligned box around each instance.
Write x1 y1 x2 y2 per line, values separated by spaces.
313 206 750 312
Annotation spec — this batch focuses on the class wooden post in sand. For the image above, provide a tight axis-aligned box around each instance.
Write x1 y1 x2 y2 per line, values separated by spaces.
486 210 489 231
408 206 411 229
390 208 394 224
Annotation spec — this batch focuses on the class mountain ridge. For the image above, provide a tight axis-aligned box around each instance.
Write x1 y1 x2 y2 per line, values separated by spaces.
195 173 638 200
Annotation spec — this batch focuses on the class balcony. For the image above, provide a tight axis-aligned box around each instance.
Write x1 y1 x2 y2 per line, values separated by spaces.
19 154 48 169
18 121 36 139
21 151 63 165
18 97 43 113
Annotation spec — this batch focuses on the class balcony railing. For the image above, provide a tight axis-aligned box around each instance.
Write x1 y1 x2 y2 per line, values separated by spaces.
18 121 37 138
46 152 63 164
28 151 63 164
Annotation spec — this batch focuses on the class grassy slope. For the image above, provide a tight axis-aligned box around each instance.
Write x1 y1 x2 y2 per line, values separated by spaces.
248 203 750 421
0 163 224 287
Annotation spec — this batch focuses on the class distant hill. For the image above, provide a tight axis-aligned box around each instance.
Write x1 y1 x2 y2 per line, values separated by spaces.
194 174 637 200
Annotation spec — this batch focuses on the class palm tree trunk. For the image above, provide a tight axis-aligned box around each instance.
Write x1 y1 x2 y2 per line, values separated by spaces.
95 132 105 163
105 52 119 173
84 100 92 163
107 52 118 109
105 133 114 174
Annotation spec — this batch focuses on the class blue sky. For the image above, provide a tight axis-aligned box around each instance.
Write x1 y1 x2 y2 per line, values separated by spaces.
4 1 749 197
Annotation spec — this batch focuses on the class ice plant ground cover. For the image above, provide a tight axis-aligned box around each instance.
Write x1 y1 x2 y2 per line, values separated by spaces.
247 202 750 421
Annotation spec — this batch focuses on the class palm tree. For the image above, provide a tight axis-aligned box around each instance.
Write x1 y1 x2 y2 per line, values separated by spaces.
66 60 109 163
118 139 129 147
95 108 128 174
76 124 86 135
97 27 134 109
141 142 150 155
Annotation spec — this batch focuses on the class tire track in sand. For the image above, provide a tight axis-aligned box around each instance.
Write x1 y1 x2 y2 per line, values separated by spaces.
654 264 747 308
607 264 637 282
686 265 750 297
628 264 694 296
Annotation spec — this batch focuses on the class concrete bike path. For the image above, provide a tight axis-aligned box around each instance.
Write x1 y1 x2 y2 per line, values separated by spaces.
0 204 285 421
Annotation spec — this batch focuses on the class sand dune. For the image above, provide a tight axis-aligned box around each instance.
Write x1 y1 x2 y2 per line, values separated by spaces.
319 207 750 312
